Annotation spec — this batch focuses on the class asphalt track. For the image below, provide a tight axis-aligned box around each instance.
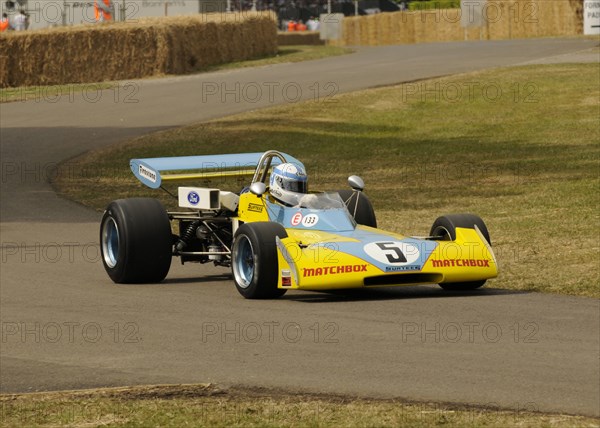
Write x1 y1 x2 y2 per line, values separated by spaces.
1 38 599 417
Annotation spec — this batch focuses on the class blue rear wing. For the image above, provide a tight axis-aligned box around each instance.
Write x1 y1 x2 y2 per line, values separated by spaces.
131 152 304 189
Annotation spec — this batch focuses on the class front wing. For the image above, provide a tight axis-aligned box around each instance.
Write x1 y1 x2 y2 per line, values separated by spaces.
275 226 498 290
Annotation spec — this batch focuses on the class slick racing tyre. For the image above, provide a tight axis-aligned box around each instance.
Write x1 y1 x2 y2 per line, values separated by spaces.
430 214 491 291
232 222 288 299
430 213 491 245
100 198 172 283
338 189 377 228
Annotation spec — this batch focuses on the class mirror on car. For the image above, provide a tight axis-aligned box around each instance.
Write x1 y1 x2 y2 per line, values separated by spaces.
249 182 267 196
348 175 365 191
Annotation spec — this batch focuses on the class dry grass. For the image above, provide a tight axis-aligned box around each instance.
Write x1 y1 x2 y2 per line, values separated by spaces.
1 384 598 427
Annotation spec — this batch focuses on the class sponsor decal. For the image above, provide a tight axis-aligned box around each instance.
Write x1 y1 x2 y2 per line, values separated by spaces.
431 259 490 268
364 241 420 265
138 165 157 183
301 214 319 227
303 264 367 277
187 191 200 206
291 212 303 226
385 265 420 272
248 203 263 213
291 213 319 227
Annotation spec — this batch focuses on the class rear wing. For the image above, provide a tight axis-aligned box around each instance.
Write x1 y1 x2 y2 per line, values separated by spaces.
131 152 304 189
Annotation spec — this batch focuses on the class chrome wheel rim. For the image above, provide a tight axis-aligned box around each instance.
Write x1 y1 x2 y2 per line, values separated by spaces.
101 217 120 268
233 235 254 289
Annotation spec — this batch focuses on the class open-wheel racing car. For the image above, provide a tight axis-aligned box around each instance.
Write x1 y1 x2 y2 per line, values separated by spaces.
100 150 498 298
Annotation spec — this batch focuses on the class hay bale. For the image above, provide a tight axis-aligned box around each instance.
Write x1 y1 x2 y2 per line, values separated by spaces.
349 15 362 45
414 10 435 43
0 55 8 88
342 17 356 46
536 0 579 37
339 1 581 47
0 12 277 88
376 13 392 45
366 15 378 45
277 31 324 46
358 14 370 45
438 9 463 41
398 12 416 44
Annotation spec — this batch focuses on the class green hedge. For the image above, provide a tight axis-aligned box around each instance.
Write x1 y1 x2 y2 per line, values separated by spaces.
408 0 460 10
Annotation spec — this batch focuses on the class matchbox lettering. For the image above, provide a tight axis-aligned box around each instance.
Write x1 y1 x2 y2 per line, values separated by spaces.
138 165 157 183
432 259 490 268
303 264 368 277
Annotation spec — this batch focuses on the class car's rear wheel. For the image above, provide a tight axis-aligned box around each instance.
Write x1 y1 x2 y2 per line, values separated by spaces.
232 222 288 299
430 214 491 291
100 198 172 283
338 189 377 228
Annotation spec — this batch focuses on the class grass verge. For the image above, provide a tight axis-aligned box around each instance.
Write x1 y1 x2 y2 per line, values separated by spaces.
0 46 352 103
54 63 600 298
204 45 354 72
1 384 597 427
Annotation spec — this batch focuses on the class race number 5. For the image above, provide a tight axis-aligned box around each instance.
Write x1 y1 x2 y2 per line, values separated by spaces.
375 242 407 263
363 241 420 265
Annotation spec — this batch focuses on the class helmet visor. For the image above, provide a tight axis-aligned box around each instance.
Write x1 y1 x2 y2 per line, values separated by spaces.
285 179 307 193
276 175 307 193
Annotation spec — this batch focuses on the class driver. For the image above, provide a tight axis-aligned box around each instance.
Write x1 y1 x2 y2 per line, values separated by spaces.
269 163 308 206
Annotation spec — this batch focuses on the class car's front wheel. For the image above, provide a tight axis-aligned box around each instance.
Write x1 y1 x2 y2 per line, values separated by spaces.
100 198 172 283
430 213 491 245
430 214 491 291
231 222 288 299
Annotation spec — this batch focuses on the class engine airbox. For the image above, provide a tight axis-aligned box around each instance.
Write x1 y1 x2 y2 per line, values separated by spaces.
178 187 220 210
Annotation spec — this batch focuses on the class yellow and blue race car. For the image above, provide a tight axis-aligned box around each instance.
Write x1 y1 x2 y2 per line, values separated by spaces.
100 150 498 298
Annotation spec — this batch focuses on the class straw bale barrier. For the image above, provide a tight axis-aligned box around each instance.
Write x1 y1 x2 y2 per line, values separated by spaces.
336 0 582 46
277 31 324 46
0 12 277 88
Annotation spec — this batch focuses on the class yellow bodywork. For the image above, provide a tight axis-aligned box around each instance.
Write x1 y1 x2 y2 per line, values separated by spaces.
275 226 497 291
237 193 269 222
236 192 497 291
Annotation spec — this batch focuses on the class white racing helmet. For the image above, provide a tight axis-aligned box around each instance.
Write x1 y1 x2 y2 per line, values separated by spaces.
269 163 308 206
